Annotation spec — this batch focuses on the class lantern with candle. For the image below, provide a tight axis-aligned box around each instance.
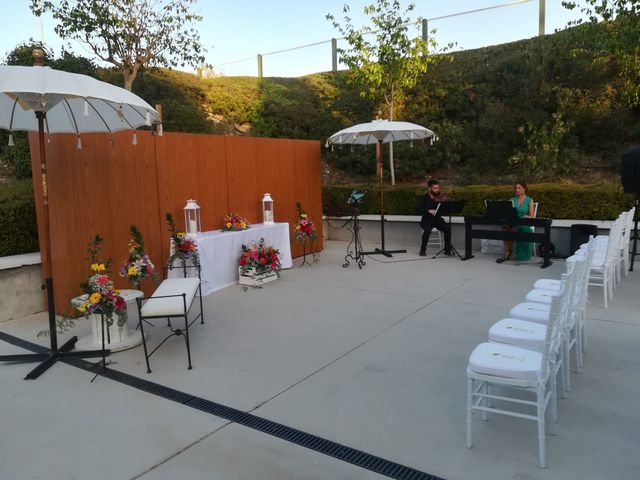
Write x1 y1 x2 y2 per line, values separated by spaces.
184 199 201 236
262 193 274 225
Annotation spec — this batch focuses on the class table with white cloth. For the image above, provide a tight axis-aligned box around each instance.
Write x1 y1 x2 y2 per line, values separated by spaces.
170 222 293 295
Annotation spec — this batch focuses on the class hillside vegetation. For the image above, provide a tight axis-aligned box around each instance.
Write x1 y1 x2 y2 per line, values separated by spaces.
2 20 639 185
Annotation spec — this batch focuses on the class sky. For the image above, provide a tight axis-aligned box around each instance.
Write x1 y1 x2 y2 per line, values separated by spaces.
1 1 585 78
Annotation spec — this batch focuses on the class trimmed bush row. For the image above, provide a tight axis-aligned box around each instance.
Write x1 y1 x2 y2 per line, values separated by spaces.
323 183 636 220
0 180 39 256
0 181 633 257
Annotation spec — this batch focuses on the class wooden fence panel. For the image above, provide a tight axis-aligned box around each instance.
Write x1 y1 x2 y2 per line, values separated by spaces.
29 131 322 314
154 133 229 262
226 136 262 223
292 140 324 258
29 131 162 314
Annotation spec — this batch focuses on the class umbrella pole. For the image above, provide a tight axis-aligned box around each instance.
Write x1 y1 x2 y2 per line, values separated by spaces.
361 140 406 258
36 114 58 352
379 140 385 251
0 113 111 379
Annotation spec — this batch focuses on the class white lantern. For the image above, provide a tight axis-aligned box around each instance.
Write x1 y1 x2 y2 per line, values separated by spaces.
262 193 274 225
183 199 201 236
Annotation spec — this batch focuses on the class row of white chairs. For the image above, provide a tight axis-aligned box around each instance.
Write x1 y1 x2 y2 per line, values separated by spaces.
465 238 596 468
582 207 635 308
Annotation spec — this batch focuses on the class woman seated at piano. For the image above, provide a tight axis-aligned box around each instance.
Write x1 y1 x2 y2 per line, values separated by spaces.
496 181 535 264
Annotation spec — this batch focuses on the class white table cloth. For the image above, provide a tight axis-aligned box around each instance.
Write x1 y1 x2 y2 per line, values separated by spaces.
170 222 293 295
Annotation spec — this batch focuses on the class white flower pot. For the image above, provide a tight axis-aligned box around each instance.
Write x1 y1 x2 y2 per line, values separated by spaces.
238 266 278 286
74 289 145 352
89 313 128 346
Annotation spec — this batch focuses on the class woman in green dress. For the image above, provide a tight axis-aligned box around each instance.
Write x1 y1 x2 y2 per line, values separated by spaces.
496 181 535 263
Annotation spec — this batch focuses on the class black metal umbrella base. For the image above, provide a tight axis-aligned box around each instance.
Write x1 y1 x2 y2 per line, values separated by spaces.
0 334 110 380
362 248 407 258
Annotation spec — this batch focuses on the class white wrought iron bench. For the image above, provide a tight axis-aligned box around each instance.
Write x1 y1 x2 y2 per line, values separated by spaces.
135 264 204 373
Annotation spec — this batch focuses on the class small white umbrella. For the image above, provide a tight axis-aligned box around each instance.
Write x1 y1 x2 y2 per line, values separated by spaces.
328 119 435 145
328 119 436 257
0 53 158 378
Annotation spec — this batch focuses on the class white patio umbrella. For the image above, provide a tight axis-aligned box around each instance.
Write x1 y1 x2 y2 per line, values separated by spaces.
328 119 436 257
0 52 159 378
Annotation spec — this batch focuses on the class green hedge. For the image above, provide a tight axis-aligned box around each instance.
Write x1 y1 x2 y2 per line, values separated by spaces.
323 183 636 220
0 180 39 256
0 181 633 258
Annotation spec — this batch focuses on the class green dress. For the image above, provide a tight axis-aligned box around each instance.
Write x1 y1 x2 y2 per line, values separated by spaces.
512 195 533 261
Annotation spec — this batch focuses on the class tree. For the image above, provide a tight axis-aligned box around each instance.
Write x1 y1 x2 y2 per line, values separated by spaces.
327 0 436 184
31 0 206 91
562 0 640 107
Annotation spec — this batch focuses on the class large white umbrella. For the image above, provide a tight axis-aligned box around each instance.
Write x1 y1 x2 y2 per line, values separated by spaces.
0 53 158 379
328 119 436 257
0 65 157 135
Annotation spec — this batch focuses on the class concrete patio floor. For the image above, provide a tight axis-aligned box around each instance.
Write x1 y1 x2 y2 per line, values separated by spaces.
1 240 639 480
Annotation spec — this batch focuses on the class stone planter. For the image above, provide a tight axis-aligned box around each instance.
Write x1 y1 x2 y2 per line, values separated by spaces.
238 266 278 287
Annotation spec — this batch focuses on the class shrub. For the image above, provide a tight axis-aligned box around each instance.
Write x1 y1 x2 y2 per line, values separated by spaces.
323 182 635 220
0 180 39 256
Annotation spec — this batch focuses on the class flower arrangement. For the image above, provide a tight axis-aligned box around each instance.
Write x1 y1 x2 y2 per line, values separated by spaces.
166 212 199 268
222 213 249 231
239 237 282 276
73 235 126 327
119 225 159 288
293 202 318 244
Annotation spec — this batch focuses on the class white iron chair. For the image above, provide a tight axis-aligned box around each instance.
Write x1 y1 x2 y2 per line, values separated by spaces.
466 279 567 468
526 240 594 365
583 218 621 308
426 229 444 251
503 248 591 391
493 265 574 394
530 202 539 260
419 220 444 254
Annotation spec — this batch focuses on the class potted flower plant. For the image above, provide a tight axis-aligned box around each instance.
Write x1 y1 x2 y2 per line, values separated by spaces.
293 202 318 266
71 235 127 343
238 237 281 286
222 213 249 231
119 225 159 289
293 202 317 244
166 212 199 270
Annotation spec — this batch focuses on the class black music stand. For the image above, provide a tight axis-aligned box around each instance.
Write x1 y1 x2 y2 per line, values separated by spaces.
343 190 367 269
485 200 518 219
433 200 466 260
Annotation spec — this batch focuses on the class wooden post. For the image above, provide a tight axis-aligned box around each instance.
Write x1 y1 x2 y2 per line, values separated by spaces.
422 19 429 47
155 104 163 136
331 38 338 72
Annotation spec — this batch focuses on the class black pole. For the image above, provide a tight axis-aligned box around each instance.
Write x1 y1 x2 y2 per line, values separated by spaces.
630 194 639 272
379 140 385 251
361 139 406 258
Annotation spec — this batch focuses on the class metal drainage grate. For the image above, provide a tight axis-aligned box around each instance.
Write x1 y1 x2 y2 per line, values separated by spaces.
1 332 445 480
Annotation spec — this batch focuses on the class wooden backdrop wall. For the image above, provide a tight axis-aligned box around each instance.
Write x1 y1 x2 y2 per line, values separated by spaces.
29 131 322 314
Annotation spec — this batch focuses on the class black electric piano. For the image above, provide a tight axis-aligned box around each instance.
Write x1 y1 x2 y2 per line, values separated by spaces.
463 215 553 268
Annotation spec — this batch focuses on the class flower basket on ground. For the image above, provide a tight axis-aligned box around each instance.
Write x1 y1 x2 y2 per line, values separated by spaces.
166 212 199 269
238 237 281 286
119 225 159 289
222 213 249 232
